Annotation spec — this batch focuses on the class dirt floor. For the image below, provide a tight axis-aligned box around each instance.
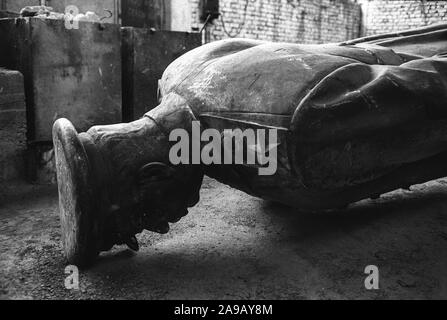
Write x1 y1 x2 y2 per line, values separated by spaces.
1 176 447 300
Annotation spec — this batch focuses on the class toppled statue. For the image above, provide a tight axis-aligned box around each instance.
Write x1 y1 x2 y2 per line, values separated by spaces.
53 24 447 267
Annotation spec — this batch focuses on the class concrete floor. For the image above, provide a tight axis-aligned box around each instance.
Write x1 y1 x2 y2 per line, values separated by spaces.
1 176 447 300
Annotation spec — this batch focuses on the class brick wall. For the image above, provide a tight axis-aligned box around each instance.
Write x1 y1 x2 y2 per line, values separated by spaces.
190 0 362 44
360 0 447 36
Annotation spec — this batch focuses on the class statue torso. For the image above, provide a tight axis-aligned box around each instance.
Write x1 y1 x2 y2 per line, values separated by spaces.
151 30 447 210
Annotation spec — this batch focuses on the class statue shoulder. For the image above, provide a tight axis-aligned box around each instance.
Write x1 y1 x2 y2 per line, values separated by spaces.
145 93 197 133
159 39 266 95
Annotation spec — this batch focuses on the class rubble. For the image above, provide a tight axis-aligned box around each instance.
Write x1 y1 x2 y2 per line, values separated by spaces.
19 5 100 24
19 6 53 18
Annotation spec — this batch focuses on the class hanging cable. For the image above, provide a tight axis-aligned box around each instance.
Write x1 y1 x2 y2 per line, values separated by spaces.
200 13 212 34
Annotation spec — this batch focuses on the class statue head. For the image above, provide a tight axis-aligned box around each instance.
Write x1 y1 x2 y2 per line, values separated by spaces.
53 95 203 267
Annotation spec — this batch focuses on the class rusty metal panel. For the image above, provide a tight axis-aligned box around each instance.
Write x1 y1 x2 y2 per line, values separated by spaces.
122 28 201 121
121 0 168 29
0 18 122 142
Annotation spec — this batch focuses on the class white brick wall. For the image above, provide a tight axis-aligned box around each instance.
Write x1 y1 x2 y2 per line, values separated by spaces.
360 0 447 36
190 0 362 44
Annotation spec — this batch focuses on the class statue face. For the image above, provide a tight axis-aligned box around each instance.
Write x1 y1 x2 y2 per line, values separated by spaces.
84 116 204 246
134 162 204 233
100 162 203 251
105 162 203 240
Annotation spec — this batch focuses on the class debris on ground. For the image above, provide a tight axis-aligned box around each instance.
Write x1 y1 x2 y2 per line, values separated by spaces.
19 5 101 23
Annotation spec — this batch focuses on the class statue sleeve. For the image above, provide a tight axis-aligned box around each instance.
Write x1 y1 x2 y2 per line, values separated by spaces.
289 57 447 190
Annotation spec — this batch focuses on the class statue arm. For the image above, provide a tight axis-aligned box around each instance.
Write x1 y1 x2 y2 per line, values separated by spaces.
290 57 447 190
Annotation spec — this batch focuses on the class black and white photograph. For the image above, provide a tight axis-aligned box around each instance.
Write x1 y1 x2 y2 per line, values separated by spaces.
1 0 447 305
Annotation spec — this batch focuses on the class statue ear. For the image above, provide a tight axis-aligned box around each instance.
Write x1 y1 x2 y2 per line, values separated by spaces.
138 162 176 186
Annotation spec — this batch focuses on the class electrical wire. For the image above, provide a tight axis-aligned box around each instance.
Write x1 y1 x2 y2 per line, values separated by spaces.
200 13 212 34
